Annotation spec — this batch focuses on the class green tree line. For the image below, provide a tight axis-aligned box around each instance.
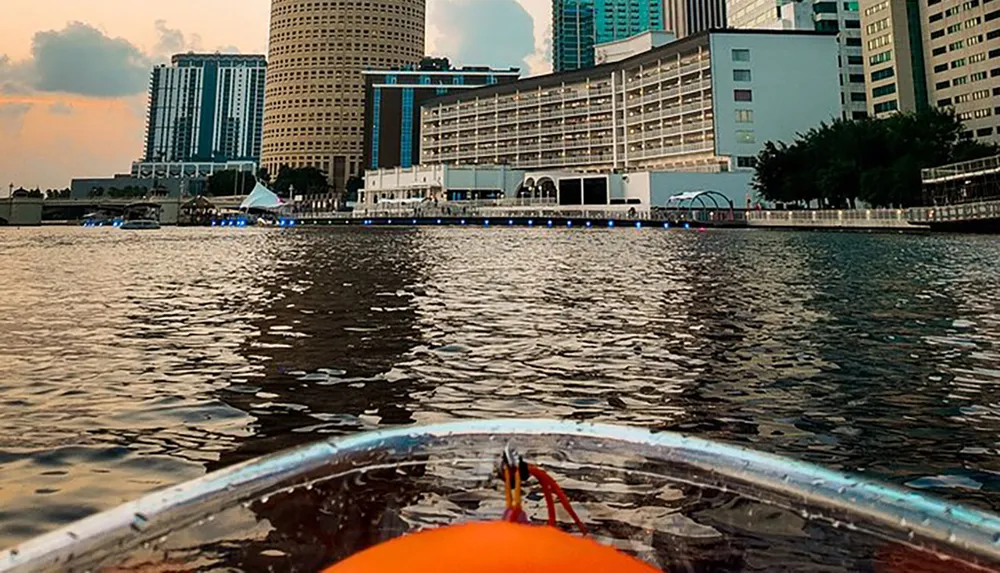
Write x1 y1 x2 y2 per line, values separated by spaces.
753 109 998 208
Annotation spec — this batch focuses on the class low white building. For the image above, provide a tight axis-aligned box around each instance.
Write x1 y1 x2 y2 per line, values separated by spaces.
360 165 525 207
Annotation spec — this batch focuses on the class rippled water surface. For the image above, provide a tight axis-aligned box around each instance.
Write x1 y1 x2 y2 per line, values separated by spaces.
2 226 1000 550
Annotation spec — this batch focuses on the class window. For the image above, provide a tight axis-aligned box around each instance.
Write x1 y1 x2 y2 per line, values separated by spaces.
933 46 947 56
867 34 892 50
929 11 943 21
864 0 887 15
817 19 840 31
950 40 965 50
938 98 953 106
866 19 889 34
972 71 988 81
971 52 988 62
735 109 753 123
850 92 867 101
871 67 895 81
844 1 859 10
965 16 982 26
848 55 864 65
934 62 949 72
931 29 945 39
736 130 756 143
968 34 984 45
873 83 896 97
990 48 1000 58
734 89 753 101
845 19 860 28
989 29 1000 39
846 37 863 46
852 111 869 119
992 67 1000 77
732 49 750 62
737 156 757 168
952 57 967 68
947 23 962 33
936 79 951 89
977 127 994 136
733 69 752 81
954 75 969 85
814 1 838 11
874 100 898 113
850 73 866 82
869 50 892 65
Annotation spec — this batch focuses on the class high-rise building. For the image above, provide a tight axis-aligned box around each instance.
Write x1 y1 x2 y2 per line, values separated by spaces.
726 0 868 120
144 54 266 163
859 0 928 117
554 0 598 71
363 63 520 170
553 0 666 72
664 0 728 37
918 0 1000 142
261 0 425 191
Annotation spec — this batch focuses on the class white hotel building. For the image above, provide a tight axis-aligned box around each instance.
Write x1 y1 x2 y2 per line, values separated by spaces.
418 30 841 186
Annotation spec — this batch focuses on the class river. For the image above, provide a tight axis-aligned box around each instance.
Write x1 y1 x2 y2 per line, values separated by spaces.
1 225 999 549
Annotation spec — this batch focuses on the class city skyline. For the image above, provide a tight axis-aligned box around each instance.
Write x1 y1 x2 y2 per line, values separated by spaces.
0 0 552 191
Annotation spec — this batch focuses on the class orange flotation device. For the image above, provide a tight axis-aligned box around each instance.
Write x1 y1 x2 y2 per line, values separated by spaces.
323 447 661 573
322 520 660 573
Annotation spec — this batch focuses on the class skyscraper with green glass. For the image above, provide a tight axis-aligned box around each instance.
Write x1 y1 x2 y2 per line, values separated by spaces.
553 0 665 72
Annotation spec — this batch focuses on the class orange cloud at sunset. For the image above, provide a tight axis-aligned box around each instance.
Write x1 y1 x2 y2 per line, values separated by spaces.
0 93 145 190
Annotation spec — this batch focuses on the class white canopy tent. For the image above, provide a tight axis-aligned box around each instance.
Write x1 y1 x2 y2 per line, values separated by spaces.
240 181 284 211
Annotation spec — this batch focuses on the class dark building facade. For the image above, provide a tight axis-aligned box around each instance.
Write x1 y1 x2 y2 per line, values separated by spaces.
362 65 520 170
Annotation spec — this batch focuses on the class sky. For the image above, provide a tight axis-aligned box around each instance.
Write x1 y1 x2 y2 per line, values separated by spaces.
0 0 553 192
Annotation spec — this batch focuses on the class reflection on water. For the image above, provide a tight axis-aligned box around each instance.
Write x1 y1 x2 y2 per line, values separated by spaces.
1 226 1000 549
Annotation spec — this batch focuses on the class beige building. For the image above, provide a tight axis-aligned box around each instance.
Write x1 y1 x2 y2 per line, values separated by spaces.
920 0 1000 141
859 0 928 117
261 0 425 191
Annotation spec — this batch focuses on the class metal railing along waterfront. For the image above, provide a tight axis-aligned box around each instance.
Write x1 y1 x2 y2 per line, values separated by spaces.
909 198 1000 223
745 208 913 228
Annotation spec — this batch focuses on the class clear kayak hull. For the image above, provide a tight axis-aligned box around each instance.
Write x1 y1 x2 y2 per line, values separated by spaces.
2 419 999 572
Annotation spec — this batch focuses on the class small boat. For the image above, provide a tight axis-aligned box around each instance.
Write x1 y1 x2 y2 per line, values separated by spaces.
2 420 999 572
119 219 161 230
119 202 162 230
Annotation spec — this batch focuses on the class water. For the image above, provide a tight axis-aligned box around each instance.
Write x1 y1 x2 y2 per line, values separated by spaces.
1 226 1000 554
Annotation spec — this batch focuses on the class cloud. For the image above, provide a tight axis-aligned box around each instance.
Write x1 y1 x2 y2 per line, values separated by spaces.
0 103 32 134
49 102 73 115
153 20 203 58
0 20 205 99
0 22 151 98
428 0 536 72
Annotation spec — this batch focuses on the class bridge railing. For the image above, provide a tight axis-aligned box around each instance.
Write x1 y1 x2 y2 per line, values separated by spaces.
921 154 1000 183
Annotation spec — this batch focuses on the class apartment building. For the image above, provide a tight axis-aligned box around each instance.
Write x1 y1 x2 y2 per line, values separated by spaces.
420 30 841 175
920 0 1000 141
859 0 928 116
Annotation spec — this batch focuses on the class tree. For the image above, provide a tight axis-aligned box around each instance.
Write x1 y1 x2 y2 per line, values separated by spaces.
753 109 999 208
257 167 272 186
206 170 257 196
343 176 363 204
272 164 329 198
